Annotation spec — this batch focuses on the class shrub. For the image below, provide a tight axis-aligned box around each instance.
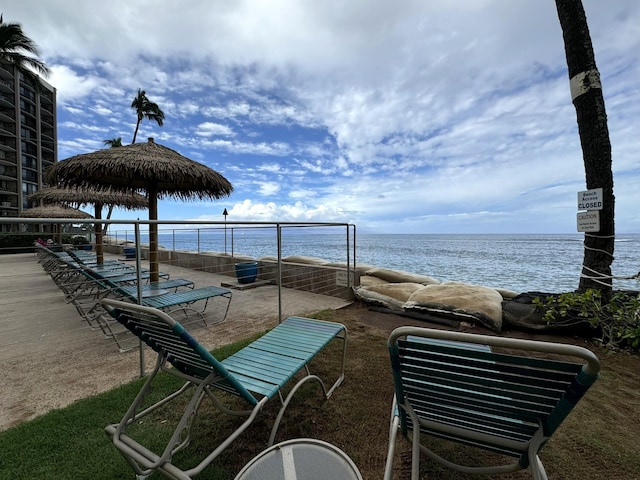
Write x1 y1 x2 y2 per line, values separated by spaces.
533 289 640 351
0 233 45 254
70 235 89 246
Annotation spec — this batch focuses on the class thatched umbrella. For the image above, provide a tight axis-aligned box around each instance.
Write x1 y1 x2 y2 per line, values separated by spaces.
28 187 149 264
21 205 94 219
20 205 94 244
46 138 233 281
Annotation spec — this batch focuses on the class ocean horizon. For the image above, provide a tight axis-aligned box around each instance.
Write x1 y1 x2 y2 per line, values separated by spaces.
124 231 639 294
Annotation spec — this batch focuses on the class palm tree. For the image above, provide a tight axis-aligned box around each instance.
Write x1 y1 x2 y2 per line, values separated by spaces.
102 137 125 233
103 137 123 148
555 0 614 299
130 89 165 143
0 14 49 76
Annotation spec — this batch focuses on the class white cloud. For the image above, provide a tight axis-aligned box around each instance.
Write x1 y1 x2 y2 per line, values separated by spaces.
258 182 281 196
7 0 639 233
48 65 102 103
195 122 234 137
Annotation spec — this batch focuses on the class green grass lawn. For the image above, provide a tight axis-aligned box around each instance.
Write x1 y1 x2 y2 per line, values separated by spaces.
0 380 144 478
0 340 254 480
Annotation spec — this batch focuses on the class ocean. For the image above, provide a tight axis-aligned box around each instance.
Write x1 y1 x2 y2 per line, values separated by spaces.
133 231 639 294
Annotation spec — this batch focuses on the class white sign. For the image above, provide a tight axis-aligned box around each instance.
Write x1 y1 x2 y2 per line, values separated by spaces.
335 269 351 287
577 188 603 211
577 211 600 232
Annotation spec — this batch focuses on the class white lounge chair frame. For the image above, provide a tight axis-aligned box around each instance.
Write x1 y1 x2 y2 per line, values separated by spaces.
384 326 600 480
101 298 347 480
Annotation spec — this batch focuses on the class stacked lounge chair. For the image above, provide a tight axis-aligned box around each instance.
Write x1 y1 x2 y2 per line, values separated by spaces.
35 244 232 352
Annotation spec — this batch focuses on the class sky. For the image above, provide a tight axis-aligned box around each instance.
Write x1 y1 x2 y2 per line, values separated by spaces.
8 0 640 234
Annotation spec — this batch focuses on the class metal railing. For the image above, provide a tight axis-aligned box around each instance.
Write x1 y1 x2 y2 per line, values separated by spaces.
1 217 358 332
0 217 358 386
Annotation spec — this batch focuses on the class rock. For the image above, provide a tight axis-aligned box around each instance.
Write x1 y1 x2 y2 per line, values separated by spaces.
502 300 549 330
501 292 595 332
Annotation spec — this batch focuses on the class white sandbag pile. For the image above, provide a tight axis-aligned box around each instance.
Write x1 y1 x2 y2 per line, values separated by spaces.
354 271 515 332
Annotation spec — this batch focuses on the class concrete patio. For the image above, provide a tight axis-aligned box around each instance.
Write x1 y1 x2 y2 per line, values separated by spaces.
0 252 352 431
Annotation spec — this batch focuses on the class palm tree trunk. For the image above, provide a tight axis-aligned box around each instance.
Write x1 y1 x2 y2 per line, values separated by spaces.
132 119 141 144
103 204 114 236
555 0 614 298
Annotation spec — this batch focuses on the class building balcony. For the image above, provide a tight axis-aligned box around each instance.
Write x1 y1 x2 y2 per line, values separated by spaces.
40 94 54 106
0 183 17 194
0 110 15 123
0 79 14 94
0 65 13 80
0 95 14 108
0 140 16 152
0 168 18 178
0 125 16 136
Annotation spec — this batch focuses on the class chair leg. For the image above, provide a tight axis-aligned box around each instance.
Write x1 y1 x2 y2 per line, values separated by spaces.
530 456 548 480
383 396 400 480
411 418 421 480
528 427 549 480
268 374 326 446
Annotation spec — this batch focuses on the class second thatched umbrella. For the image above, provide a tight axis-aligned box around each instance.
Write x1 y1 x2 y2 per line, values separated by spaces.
28 187 149 264
20 205 94 244
46 138 233 281
21 204 94 219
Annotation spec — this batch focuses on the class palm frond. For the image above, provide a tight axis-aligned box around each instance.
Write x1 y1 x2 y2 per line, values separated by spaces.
0 20 50 76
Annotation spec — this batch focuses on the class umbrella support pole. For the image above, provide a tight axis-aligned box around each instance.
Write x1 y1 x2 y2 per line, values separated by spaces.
149 186 159 283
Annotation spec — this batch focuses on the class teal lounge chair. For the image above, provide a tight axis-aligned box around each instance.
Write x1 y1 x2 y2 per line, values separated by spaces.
384 326 600 480
101 299 348 480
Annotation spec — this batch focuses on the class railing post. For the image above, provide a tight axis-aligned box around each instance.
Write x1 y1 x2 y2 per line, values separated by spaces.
346 224 351 289
352 224 357 288
134 222 145 377
277 224 283 323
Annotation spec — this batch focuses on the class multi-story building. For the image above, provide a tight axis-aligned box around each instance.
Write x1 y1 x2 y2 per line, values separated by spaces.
0 61 57 231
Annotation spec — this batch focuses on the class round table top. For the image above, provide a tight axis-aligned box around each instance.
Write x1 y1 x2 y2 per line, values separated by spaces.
234 438 363 480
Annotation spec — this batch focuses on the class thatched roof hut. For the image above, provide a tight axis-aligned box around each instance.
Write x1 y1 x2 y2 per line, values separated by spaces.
45 138 233 280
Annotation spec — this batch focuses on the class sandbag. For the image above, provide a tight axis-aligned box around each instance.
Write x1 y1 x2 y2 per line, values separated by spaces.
324 262 376 274
404 283 503 332
282 255 328 265
359 275 391 287
361 282 425 303
443 281 518 300
353 286 405 311
494 287 520 299
365 268 440 285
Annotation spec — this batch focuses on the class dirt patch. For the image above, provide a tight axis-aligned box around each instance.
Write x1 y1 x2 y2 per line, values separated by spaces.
333 304 640 480
163 301 639 480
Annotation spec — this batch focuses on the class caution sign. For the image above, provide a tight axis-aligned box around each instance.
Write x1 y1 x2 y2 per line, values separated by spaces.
577 211 600 232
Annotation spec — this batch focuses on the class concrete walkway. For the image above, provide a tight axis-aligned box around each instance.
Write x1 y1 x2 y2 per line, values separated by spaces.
0 252 351 431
